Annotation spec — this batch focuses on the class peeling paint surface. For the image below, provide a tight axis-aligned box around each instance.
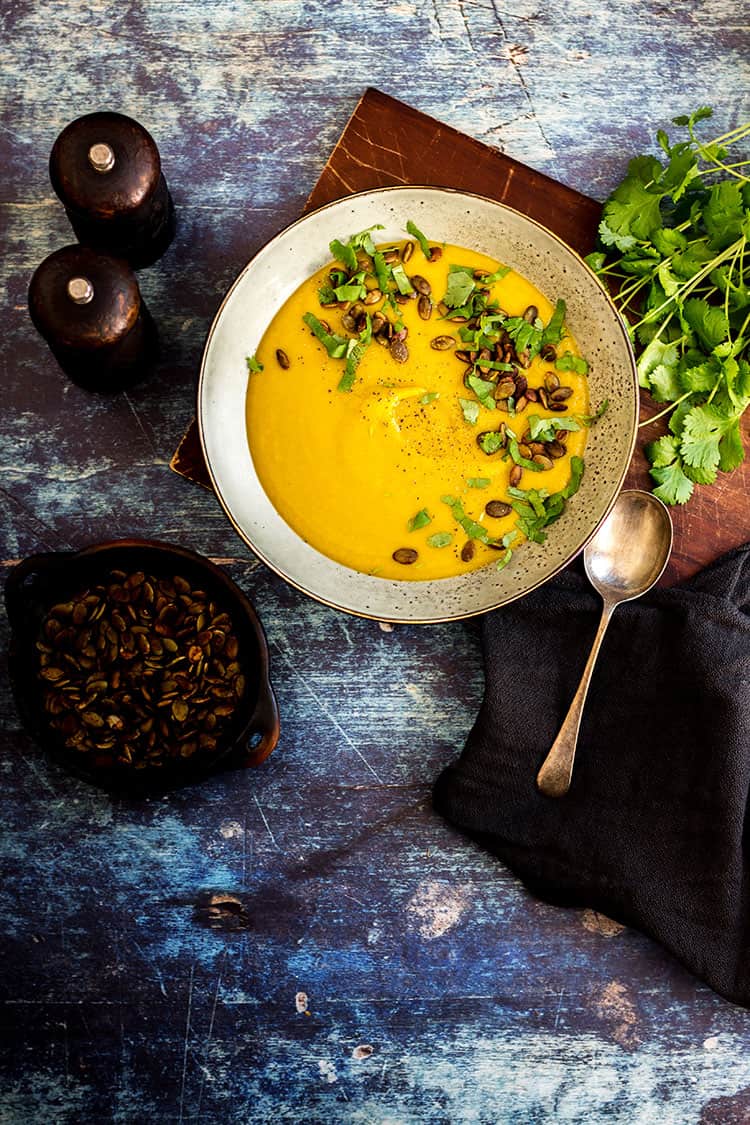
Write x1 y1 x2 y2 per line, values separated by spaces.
2 0 750 1121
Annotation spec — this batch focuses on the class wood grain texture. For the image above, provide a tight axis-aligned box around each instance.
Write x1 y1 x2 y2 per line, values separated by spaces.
2 1 750 1121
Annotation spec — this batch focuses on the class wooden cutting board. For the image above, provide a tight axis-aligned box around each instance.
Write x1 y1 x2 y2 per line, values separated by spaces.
171 87 750 586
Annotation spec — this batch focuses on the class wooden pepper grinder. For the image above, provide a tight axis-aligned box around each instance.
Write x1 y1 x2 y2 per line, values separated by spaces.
28 245 158 391
49 112 175 269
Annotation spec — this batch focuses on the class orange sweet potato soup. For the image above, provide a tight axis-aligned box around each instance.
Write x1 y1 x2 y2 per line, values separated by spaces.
246 224 594 580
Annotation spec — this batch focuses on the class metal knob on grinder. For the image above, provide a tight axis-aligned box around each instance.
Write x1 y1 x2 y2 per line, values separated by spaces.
28 245 158 391
49 111 175 268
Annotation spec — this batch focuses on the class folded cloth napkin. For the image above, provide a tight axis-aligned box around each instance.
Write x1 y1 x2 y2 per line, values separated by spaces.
433 544 750 1007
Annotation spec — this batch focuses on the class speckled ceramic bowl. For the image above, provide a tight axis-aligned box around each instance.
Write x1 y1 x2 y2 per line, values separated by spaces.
199 186 638 623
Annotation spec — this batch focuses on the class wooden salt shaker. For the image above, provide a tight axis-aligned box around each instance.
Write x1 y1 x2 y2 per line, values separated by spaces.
49 112 175 269
28 245 158 391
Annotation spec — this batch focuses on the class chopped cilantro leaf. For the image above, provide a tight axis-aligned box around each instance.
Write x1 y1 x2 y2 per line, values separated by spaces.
480 264 511 283
337 314 372 392
527 415 582 442
578 400 609 425
504 317 543 359
302 312 348 359
420 392 439 404
329 238 357 272
391 264 414 296
443 270 476 309
467 477 491 488
508 438 543 472
441 496 499 545
408 508 432 532
555 353 589 375
466 374 497 410
406 220 431 258
333 281 367 302
562 455 585 498
459 397 480 426
245 354 263 374
542 299 566 345
317 284 337 306
478 431 505 455
373 251 391 293
427 531 452 548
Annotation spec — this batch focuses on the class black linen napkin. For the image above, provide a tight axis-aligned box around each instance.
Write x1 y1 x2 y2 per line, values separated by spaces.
433 544 750 1007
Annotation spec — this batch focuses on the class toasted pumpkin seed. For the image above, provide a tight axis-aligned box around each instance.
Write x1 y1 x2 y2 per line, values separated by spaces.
533 454 554 470
390 338 409 364
392 548 418 565
485 501 512 518
417 295 432 320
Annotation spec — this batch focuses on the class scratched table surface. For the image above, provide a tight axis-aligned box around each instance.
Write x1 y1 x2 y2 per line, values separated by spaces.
2 2 750 1122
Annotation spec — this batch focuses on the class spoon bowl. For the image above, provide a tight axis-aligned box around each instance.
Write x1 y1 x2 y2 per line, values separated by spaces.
585 489 674 601
536 490 673 798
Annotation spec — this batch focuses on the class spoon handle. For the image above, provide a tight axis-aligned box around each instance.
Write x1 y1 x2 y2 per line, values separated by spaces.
536 600 614 798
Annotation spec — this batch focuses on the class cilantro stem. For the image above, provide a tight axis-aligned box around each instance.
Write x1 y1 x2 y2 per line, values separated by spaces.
708 122 750 147
701 158 750 176
637 390 694 428
632 237 744 330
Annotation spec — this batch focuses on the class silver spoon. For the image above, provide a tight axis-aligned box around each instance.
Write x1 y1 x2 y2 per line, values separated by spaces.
536 489 673 798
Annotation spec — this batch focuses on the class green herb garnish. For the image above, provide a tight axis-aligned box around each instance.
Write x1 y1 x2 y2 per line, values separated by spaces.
373 251 391 293
467 477 491 488
556 353 589 375
506 457 585 543
441 496 494 544
317 285 337 306
427 531 453 548
579 400 610 425
504 316 543 358
478 431 505 455
245 355 263 374
408 508 432 532
329 238 357 272
406 220 431 258
466 374 497 410
508 438 543 472
420 392 440 404
391 263 415 296
527 415 583 442
542 299 566 345
495 530 518 570
459 397 480 425
443 270 476 309
303 312 348 359
480 264 511 283
337 314 372 392
586 106 750 504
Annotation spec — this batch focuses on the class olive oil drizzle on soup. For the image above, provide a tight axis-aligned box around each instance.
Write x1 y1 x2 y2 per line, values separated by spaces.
246 238 590 581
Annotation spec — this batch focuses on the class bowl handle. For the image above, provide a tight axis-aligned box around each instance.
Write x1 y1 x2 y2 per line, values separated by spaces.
4 551 70 632
243 677 280 767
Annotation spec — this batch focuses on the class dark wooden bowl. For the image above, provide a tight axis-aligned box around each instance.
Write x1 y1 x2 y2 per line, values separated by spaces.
5 539 279 794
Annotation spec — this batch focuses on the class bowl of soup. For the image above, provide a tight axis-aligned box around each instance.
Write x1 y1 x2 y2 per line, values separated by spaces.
198 187 638 622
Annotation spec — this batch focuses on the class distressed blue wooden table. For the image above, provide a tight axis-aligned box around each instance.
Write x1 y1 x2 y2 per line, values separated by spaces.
2 2 750 1121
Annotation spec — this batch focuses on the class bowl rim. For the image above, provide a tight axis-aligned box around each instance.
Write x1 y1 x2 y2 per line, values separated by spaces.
197 184 639 623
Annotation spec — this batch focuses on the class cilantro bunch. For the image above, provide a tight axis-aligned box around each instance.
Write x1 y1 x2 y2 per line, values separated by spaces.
586 107 750 505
